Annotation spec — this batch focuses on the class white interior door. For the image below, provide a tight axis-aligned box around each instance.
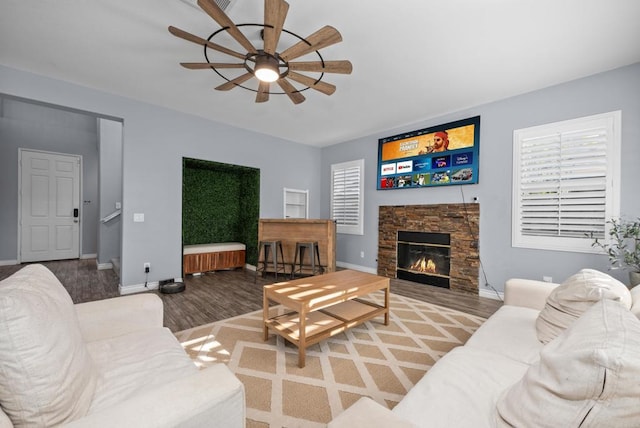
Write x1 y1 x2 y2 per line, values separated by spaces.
20 149 81 262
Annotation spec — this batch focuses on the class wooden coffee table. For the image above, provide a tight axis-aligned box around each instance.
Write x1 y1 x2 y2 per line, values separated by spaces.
263 269 390 367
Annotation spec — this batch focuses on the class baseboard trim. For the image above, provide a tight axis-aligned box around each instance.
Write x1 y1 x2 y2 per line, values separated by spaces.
119 282 159 295
0 260 18 266
336 261 377 274
97 262 113 270
335 261 505 301
80 253 97 260
479 288 504 301
245 262 376 275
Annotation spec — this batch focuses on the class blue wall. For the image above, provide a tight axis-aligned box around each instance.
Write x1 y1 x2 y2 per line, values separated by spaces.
0 98 100 258
321 63 640 293
0 65 322 291
2 62 638 294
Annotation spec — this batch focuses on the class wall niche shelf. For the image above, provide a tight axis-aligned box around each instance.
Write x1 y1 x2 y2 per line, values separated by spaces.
283 188 309 219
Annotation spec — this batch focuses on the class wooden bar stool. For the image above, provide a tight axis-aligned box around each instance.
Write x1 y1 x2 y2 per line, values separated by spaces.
291 241 323 278
255 240 287 282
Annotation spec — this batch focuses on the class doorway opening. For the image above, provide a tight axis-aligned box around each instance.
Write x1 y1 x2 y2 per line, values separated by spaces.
2 95 123 275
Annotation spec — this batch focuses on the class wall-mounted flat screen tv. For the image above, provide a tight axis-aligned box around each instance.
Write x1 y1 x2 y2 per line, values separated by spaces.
377 116 480 190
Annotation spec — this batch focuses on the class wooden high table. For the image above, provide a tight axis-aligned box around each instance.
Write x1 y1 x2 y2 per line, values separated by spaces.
263 270 390 368
258 219 336 274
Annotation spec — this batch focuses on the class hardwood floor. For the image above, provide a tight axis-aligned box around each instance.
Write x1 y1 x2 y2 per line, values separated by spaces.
0 260 503 332
0 259 121 303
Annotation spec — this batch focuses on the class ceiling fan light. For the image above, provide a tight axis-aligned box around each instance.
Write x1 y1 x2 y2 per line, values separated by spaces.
254 55 280 82
255 67 279 82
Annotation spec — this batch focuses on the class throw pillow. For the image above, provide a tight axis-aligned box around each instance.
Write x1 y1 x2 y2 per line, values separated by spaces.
630 283 640 319
496 299 640 427
0 264 97 426
535 268 631 343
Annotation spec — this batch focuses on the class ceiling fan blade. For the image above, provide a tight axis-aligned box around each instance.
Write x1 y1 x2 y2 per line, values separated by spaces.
256 81 270 103
277 78 305 104
197 0 257 54
288 60 353 74
263 0 289 55
169 26 246 60
286 72 336 95
215 73 254 91
181 62 245 69
279 26 342 61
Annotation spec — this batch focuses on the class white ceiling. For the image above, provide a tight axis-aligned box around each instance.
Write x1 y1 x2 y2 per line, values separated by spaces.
1 0 639 147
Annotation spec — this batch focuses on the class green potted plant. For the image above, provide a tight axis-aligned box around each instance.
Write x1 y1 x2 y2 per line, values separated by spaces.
591 217 640 287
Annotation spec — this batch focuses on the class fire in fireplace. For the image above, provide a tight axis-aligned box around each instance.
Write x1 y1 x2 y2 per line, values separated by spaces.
396 231 451 288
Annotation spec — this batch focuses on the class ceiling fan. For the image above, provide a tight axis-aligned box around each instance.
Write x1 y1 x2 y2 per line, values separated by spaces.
169 0 353 104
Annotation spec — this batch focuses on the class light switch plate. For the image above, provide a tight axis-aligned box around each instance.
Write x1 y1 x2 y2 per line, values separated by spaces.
133 213 144 222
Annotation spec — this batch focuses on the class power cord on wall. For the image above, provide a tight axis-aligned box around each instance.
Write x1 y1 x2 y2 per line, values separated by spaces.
460 186 503 302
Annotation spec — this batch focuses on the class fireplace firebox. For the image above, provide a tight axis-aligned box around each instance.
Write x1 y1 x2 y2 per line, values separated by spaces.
396 231 451 288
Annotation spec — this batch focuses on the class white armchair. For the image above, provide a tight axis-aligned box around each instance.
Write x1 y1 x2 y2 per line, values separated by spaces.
0 264 245 427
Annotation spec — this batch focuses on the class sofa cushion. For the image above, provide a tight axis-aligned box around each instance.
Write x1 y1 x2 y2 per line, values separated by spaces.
0 264 98 426
86 326 198 413
392 347 530 428
496 299 640 427
464 305 543 365
329 397 416 428
535 268 631 343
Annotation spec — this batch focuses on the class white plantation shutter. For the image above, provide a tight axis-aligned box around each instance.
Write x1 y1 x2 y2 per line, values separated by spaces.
519 130 607 237
513 111 620 253
331 159 364 235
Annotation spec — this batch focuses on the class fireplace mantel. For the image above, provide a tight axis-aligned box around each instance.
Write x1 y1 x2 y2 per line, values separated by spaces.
378 204 479 294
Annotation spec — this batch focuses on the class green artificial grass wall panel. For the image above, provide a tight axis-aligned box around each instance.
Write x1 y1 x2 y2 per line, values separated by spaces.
182 158 260 266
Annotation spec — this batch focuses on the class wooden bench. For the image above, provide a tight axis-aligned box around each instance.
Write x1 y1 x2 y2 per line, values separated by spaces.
183 243 246 275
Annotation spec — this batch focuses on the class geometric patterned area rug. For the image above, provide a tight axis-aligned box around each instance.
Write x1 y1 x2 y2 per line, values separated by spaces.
174 291 485 428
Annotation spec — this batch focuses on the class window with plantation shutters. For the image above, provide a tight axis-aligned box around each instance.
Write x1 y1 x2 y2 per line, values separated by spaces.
512 111 621 253
331 159 364 235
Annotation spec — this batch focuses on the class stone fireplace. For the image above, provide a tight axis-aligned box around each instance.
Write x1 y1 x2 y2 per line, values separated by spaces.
378 204 479 294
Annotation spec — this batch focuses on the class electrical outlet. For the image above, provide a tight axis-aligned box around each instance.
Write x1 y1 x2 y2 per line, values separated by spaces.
144 262 151 273
543 276 552 283
360 251 364 258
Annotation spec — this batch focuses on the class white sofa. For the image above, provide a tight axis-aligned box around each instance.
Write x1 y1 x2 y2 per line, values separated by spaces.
0 264 245 428
330 270 640 427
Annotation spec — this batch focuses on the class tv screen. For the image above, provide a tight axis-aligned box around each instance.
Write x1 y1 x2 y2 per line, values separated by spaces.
377 116 480 190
